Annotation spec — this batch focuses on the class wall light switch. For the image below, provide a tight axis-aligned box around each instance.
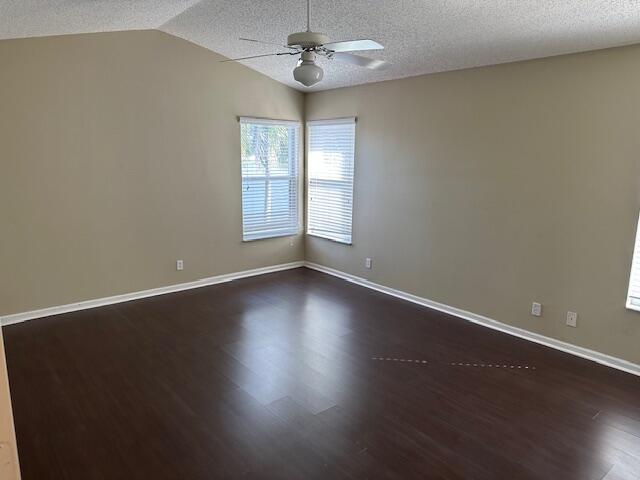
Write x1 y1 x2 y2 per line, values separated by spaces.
176 260 184 271
566 311 578 327
531 302 542 317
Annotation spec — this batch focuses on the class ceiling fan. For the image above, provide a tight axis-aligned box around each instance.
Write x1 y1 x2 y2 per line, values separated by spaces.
221 0 389 87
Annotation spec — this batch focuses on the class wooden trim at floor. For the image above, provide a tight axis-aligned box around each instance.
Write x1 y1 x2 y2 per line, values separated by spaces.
0 327 20 479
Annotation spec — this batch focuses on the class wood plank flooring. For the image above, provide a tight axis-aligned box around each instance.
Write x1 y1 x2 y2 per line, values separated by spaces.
4 267 640 479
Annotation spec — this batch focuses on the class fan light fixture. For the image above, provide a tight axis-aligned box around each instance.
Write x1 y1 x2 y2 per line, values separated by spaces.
221 0 388 87
293 51 323 87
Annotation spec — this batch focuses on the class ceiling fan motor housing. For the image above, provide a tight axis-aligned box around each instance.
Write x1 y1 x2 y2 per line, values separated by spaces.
287 31 329 48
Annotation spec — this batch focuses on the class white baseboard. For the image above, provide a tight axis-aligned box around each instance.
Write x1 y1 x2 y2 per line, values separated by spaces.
0 261 305 327
4 259 638 378
304 261 640 378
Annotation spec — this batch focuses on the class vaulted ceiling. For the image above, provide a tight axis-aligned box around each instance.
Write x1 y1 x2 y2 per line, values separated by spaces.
3 1 640 91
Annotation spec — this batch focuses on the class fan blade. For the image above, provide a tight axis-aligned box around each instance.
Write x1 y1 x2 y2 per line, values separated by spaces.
323 39 383 53
331 53 389 70
239 38 298 50
220 52 291 62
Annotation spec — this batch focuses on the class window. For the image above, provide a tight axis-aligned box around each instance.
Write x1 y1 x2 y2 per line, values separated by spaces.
307 118 356 244
627 212 640 310
240 118 300 241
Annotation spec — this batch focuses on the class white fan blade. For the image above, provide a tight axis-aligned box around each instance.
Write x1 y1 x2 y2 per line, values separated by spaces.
220 52 290 62
239 38 298 50
323 39 383 53
331 53 389 70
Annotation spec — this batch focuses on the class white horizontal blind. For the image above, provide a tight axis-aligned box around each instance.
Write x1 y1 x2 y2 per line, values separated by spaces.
240 118 300 241
627 212 640 310
307 118 356 244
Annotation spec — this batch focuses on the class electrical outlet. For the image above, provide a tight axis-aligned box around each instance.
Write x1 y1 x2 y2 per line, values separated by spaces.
531 302 542 317
365 258 372 269
176 260 184 271
566 311 578 327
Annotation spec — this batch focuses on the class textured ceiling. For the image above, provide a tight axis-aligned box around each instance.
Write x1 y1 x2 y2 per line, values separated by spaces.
3 1 640 91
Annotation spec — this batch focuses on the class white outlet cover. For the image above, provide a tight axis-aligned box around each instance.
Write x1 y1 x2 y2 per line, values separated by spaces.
531 302 542 317
566 311 578 327
365 258 372 269
176 260 184 271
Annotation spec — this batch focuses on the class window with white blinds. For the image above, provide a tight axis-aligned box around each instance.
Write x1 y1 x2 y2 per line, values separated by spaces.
626 212 640 311
240 118 300 241
307 118 356 244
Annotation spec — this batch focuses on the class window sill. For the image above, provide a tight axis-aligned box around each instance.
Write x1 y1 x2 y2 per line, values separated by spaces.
625 300 640 312
243 230 299 242
306 231 352 245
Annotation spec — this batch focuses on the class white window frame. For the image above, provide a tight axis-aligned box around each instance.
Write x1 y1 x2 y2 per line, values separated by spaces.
306 117 356 245
626 211 640 311
240 117 301 242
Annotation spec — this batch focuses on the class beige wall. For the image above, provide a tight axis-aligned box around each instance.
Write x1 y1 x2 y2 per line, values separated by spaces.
0 30 305 316
1 30 639 366
306 45 640 365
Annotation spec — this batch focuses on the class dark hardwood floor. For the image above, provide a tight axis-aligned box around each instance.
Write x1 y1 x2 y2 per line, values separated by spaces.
4 267 640 479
